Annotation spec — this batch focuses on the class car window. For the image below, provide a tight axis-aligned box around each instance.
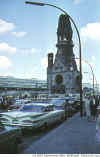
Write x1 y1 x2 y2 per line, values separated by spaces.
43 107 49 112
54 105 64 110
50 99 66 106
49 106 54 111
49 99 57 105
20 105 44 112
44 106 54 112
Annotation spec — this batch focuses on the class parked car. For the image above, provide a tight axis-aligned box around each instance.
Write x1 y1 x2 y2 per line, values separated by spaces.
0 103 65 131
68 96 75 105
49 97 76 118
0 120 22 153
8 99 32 111
49 97 66 110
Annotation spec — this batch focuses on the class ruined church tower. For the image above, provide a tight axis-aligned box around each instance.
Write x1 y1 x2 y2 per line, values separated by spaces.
47 14 80 95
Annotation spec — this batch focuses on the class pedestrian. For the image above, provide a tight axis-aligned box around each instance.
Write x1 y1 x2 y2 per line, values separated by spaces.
98 95 100 102
0 98 2 109
83 95 86 116
95 95 100 120
96 95 99 107
96 105 100 142
90 96 97 121
64 98 69 120
84 95 91 121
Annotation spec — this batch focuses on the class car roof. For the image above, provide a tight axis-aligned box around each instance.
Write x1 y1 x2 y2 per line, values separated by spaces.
50 97 67 101
24 102 53 107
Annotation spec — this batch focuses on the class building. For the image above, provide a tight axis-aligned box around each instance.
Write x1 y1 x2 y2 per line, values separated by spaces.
47 14 80 95
0 76 47 97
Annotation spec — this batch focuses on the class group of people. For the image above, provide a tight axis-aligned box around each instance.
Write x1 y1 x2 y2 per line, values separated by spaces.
83 95 100 121
0 96 13 109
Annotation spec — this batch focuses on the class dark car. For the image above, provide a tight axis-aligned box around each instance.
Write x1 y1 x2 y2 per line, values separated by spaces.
0 120 22 154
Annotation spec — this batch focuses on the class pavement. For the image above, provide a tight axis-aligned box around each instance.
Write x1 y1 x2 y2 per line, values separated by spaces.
23 113 100 154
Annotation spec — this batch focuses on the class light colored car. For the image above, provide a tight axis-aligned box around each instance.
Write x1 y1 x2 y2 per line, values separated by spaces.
8 98 32 111
68 96 75 104
0 103 65 131
49 97 76 118
49 98 66 110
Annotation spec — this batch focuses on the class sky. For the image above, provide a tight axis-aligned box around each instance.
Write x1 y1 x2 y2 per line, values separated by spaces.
0 0 100 86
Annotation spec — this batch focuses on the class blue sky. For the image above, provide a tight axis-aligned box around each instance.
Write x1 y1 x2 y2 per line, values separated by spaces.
0 0 100 86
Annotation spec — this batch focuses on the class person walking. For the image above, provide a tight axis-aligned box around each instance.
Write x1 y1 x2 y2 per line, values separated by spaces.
84 96 91 121
90 96 97 121
96 105 100 142
64 98 69 120
83 95 86 116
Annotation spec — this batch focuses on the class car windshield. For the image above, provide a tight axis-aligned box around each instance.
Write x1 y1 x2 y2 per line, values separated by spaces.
49 99 65 105
20 105 44 112
54 105 64 110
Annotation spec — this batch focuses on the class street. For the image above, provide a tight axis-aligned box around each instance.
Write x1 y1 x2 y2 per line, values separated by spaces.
18 120 64 153
23 113 100 154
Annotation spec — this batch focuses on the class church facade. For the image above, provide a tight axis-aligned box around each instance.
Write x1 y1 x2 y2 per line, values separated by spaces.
47 14 80 95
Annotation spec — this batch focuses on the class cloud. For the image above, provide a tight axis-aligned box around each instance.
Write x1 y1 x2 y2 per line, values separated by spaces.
0 42 38 55
19 47 38 55
0 72 14 77
75 58 86 71
72 0 81 4
75 56 96 74
46 47 56 55
0 56 12 69
80 22 100 41
0 19 15 34
0 42 17 54
12 31 27 37
0 18 27 38
40 57 48 80
41 57 48 69
91 56 96 61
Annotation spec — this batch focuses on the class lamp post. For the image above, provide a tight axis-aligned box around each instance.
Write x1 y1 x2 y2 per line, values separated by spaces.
82 59 95 96
83 72 93 95
25 1 83 117
75 57 96 96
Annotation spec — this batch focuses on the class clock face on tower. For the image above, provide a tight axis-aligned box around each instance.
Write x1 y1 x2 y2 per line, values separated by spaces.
55 74 63 85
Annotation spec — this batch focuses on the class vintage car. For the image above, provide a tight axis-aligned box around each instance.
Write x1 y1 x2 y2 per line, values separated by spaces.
8 98 32 111
0 103 65 131
49 97 66 110
68 96 75 105
0 121 22 153
49 97 76 117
